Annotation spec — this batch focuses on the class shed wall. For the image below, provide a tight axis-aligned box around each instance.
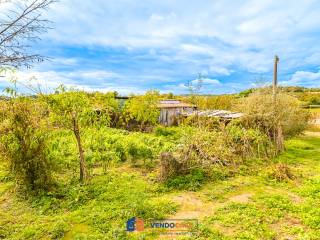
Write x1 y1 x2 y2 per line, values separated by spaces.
159 107 194 126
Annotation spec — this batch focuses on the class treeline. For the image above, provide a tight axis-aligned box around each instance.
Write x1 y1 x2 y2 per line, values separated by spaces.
239 86 320 105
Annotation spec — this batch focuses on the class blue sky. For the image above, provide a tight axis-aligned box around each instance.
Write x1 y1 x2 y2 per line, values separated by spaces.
1 0 320 95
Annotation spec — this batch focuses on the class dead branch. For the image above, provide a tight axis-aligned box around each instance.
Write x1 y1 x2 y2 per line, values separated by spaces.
189 144 229 166
0 0 56 68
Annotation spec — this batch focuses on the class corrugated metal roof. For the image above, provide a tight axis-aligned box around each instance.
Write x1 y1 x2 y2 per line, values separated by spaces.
158 100 195 108
182 110 244 119
159 100 181 104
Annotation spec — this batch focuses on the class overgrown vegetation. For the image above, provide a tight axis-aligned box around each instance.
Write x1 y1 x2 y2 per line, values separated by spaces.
1 114 319 239
0 84 318 239
159 125 271 184
0 97 53 193
236 92 310 153
124 90 160 131
47 89 118 182
1 0 318 238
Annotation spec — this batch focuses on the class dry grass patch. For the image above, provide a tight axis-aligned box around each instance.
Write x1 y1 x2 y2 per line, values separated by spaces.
229 193 253 203
171 192 215 219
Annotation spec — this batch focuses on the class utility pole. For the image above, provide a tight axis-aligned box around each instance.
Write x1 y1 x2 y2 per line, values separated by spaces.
273 55 279 100
272 55 283 153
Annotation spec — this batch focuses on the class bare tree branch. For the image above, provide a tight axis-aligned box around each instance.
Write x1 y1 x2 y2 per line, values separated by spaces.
0 0 56 68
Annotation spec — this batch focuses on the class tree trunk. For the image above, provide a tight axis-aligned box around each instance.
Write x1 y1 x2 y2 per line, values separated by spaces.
72 117 87 182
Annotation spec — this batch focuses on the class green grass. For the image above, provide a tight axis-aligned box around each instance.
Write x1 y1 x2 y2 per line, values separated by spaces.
189 134 320 239
0 169 177 239
1 130 320 239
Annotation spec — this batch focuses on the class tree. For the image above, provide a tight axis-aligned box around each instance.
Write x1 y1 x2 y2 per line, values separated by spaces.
0 0 56 68
124 90 160 130
185 73 203 105
47 88 116 182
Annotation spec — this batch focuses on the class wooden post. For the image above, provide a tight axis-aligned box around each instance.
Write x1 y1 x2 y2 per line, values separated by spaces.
272 55 283 153
273 55 279 100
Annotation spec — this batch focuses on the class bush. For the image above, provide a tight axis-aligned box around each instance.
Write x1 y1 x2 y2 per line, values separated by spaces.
178 126 271 166
299 92 320 105
235 92 310 154
236 92 310 139
0 98 53 193
181 115 222 130
159 152 182 181
123 90 160 130
267 163 295 182
158 126 271 187
183 95 237 110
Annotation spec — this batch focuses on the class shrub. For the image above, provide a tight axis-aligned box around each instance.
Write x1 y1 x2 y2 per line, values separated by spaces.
267 163 295 182
299 92 320 105
123 90 160 130
181 115 222 130
183 95 237 110
159 126 271 185
177 126 271 166
236 92 310 139
0 98 53 193
159 152 182 181
235 92 310 154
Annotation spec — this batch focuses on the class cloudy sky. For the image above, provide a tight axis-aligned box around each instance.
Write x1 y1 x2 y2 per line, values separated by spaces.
1 0 320 94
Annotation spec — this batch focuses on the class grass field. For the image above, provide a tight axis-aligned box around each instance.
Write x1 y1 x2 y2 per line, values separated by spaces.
182 131 320 239
1 129 320 239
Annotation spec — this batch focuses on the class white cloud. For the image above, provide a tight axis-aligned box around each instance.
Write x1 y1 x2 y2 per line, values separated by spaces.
3 0 320 92
52 58 78 66
0 1 14 14
209 66 231 76
192 78 220 85
31 1 320 79
282 70 320 87
44 0 320 52
180 44 211 55
203 78 221 85
72 70 119 80
0 69 136 94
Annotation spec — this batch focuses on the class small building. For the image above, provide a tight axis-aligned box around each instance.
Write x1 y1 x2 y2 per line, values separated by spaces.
158 100 196 126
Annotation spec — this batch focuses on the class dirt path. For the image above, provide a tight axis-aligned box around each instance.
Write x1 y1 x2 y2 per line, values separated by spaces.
170 191 254 220
171 192 215 219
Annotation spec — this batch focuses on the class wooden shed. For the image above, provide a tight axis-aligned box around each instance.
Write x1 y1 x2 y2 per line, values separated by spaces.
158 100 196 126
